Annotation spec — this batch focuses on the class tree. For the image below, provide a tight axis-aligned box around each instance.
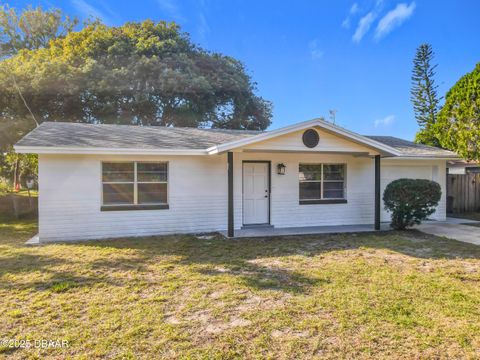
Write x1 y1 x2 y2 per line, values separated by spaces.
410 43 441 146
435 63 480 160
0 5 78 58
2 151 37 186
0 5 77 190
383 178 441 230
0 20 272 147
1 5 78 149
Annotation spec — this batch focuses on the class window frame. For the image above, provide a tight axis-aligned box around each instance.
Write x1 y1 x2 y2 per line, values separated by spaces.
101 161 169 211
299 163 347 205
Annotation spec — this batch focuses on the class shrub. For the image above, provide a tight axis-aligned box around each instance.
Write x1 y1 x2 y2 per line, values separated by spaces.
0 179 10 195
383 179 441 230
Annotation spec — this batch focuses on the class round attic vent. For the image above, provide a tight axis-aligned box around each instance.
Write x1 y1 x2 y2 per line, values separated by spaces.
302 129 319 148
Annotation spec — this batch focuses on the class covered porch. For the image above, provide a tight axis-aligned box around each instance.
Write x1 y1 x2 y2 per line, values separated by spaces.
226 150 383 237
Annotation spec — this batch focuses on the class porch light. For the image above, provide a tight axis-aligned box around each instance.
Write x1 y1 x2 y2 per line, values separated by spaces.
277 163 286 175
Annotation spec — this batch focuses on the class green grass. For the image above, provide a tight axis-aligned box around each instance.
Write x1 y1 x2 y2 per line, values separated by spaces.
1 219 480 359
0 189 38 197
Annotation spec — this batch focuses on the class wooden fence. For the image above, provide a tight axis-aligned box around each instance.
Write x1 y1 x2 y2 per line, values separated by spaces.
447 173 480 213
0 194 38 219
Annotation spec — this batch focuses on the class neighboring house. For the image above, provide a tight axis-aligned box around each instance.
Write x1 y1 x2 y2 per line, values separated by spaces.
15 118 458 242
447 160 480 175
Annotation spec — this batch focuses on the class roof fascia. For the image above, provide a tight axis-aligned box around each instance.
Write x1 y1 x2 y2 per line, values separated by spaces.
382 156 460 161
14 145 208 156
207 118 402 156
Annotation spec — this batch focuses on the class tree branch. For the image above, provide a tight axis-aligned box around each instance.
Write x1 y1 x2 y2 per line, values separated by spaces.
10 72 39 128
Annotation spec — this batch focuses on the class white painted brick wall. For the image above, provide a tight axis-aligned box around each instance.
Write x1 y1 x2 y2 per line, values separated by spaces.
38 153 447 242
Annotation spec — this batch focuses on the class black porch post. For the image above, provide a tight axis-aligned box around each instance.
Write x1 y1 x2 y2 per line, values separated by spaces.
228 151 234 237
374 155 381 230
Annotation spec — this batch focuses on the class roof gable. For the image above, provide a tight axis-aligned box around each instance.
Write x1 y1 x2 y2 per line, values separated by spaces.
240 127 380 155
207 118 402 156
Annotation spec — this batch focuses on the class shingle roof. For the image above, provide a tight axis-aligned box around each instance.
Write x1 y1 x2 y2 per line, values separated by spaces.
365 136 457 158
16 122 261 150
16 122 458 158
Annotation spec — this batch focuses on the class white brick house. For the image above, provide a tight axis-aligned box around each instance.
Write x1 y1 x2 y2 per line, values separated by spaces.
15 118 458 242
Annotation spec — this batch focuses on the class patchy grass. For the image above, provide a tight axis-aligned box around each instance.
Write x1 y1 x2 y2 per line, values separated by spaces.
1 219 480 358
0 189 38 197
11 190 38 197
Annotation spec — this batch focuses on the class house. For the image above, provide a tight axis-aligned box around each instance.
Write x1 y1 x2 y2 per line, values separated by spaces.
447 160 480 175
15 118 458 242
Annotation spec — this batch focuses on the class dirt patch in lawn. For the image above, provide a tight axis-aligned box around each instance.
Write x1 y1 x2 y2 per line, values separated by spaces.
2 219 480 358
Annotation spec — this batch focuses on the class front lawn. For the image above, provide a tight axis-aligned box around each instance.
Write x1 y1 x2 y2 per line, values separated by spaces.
1 219 480 359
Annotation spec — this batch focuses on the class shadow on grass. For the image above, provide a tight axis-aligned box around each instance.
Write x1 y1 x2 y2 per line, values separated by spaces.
0 255 124 292
65 229 480 293
2 215 480 294
0 346 21 357
0 253 66 275
197 262 328 294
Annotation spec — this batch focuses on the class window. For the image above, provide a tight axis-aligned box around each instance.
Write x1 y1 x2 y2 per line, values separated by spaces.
299 164 346 204
102 162 168 210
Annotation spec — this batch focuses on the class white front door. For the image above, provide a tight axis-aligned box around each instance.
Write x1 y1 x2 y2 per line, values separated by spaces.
243 162 270 225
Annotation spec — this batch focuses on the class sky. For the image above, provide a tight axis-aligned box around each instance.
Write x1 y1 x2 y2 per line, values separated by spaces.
10 0 480 140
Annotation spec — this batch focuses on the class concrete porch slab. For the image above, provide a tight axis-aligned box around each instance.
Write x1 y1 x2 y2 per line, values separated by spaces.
222 223 391 238
25 234 40 245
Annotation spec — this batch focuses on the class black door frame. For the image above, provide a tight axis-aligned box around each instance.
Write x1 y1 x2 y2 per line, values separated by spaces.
242 160 272 226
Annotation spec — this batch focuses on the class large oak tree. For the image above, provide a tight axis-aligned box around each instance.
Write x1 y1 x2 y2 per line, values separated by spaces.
0 5 78 188
0 20 272 151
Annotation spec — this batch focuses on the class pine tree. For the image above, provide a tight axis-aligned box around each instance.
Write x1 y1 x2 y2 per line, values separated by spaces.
410 43 441 146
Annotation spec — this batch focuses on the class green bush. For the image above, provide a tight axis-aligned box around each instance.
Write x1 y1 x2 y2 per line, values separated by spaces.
0 179 10 195
383 179 442 230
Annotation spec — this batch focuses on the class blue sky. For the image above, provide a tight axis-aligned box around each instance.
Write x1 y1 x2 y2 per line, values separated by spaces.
12 0 480 139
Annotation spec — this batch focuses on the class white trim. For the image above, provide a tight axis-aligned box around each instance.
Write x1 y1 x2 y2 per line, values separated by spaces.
242 161 270 225
299 162 347 201
101 161 169 206
206 118 403 156
14 146 207 156
383 156 459 160
14 118 459 160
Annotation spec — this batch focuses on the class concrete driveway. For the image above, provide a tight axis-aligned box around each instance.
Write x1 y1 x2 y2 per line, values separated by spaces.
416 217 480 245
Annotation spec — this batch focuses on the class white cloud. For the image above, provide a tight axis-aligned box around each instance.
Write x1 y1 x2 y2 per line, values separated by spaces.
374 115 395 127
71 0 112 23
308 39 324 60
197 12 210 43
195 0 211 44
375 2 416 40
157 0 186 22
352 12 376 43
341 2 359 29
350 3 359 14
